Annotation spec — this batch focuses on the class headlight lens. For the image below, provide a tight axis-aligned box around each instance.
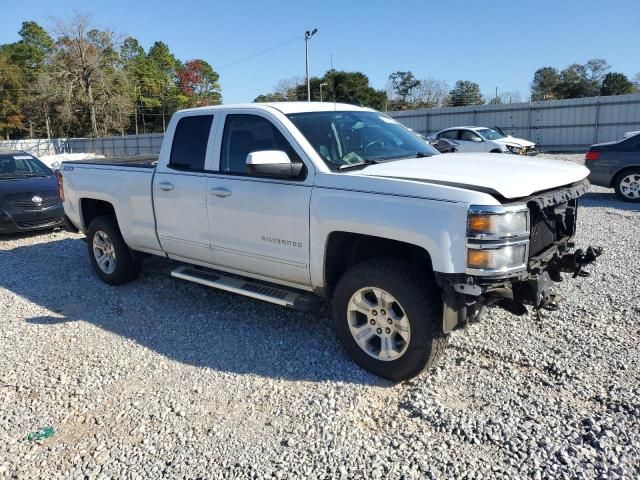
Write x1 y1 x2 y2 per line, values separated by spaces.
467 244 527 271
468 211 528 238
506 144 522 154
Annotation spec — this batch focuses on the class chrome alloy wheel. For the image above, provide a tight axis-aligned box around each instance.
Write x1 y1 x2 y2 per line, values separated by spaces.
620 173 640 199
347 287 411 361
93 230 117 274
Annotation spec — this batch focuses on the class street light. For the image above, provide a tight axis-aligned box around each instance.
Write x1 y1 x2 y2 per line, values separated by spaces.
319 82 327 102
305 28 318 102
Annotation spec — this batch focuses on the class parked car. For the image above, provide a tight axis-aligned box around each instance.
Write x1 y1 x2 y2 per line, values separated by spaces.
432 126 536 154
0 150 64 234
585 132 640 202
59 102 600 381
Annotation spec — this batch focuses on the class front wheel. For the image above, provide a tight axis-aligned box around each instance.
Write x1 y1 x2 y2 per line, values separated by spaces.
331 258 448 381
87 215 142 285
614 169 640 202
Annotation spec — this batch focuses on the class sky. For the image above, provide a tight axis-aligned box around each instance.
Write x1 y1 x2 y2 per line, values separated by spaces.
2 0 639 104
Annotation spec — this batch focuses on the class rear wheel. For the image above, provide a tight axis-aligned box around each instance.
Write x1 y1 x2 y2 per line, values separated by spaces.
331 258 447 381
87 216 141 285
614 169 640 202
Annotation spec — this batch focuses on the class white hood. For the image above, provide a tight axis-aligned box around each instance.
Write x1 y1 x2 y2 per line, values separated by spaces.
493 136 535 148
353 153 589 199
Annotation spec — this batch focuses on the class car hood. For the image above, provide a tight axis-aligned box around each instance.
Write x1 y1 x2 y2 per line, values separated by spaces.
0 175 58 199
493 136 535 148
352 153 589 199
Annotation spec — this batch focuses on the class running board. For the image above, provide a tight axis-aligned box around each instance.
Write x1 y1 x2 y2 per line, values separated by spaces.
170 266 322 312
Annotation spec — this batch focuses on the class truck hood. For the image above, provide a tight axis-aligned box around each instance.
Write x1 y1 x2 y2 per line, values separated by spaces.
352 153 589 199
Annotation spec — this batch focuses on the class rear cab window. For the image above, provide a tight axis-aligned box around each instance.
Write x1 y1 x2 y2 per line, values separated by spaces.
168 115 214 171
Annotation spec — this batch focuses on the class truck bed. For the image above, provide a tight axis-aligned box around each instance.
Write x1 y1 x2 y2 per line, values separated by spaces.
64 155 158 168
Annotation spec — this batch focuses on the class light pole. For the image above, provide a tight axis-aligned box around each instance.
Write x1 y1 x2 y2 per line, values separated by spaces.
319 82 327 102
305 28 318 102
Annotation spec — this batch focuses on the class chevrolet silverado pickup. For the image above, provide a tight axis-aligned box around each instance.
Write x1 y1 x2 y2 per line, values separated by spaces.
59 102 600 381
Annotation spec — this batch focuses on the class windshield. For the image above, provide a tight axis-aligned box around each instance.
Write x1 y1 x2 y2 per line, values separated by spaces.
476 128 505 140
0 154 53 178
287 111 438 170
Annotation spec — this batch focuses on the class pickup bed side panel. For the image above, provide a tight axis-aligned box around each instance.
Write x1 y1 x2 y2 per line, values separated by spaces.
63 165 163 254
309 186 469 289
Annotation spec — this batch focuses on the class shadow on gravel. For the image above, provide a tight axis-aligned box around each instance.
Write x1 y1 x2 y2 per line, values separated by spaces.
579 191 640 212
2 237 386 386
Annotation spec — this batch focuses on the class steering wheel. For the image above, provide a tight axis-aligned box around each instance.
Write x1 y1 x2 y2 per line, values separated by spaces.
364 141 384 151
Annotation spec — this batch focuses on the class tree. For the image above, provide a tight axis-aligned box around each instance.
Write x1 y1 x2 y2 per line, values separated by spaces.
411 78 449 108
554 64 593 99
448 80 483 106
255 70 387 111
531 67 560 101
388 71 421 106
0 52 23 138
600 72 636 96
177 59 222 107
585 58 610 91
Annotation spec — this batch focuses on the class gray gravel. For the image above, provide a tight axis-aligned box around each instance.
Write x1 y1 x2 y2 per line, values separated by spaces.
1 154 639 479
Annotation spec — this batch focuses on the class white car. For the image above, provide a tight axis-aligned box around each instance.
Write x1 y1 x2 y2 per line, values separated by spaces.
59 102 598 380
433 126 536 154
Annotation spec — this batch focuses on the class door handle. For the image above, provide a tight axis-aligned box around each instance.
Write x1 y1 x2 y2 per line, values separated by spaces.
208 187 232 198
157 182 174 191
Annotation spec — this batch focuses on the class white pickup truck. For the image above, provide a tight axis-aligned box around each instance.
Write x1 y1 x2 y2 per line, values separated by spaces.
59 102 601 380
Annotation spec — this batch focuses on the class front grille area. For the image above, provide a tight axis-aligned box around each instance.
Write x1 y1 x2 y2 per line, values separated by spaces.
528 199 577 257
11 197 60 209
14 217 62 230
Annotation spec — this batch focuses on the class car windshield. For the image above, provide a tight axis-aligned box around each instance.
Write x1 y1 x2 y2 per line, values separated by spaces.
287 111 438 170
0 154 52 178
476 128 505 140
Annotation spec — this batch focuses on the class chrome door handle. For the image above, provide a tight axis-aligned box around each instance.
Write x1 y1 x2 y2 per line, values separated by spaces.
208 187 232 198
157 182 174 191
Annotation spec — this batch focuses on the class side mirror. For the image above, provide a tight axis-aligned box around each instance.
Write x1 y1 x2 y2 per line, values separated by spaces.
472 136 483 142
245 150 303 178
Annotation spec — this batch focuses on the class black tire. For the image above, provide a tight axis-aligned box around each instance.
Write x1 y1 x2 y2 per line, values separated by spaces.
87 215 142 285
490 149 502 153
331 258 448 381
613 169 640 203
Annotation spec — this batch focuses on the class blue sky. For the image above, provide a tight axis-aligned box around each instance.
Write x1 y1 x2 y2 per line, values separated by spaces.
2 0 639 103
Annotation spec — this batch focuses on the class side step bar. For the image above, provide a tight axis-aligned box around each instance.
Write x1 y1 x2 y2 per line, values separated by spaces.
170 266 323 312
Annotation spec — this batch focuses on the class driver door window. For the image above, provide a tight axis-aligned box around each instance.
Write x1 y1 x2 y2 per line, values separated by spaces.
220 114 301 175
460 130 482 142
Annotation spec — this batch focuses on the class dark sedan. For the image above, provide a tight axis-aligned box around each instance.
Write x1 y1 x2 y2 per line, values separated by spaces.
0 151 64 234
585 133 640 202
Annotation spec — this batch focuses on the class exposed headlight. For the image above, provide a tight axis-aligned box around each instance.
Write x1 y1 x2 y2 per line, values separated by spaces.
468 209 528 239
506 144 522 154
467 243 527 272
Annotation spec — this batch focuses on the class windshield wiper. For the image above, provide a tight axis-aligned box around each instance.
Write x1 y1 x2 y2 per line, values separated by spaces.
338 159 378 171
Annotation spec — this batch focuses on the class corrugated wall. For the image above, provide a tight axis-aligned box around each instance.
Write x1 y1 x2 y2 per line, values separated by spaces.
387 94 640 152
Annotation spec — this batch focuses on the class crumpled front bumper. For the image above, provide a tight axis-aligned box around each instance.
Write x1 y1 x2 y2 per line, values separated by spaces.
437 244 603 333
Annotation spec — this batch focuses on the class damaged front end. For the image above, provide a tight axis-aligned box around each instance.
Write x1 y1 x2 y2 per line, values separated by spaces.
436 179 602 333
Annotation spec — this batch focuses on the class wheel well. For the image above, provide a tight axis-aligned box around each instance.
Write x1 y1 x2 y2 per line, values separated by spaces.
612 166 640 188
324 232 433 298
489 148 502 153
80 199 116 229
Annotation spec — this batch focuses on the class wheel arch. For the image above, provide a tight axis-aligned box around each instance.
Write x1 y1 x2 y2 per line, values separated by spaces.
611 165 640 188
80 198 117 231
323 232 434 298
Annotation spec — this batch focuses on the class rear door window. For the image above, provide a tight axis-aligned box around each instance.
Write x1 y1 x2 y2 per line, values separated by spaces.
439 130 459 140
169 115 214 170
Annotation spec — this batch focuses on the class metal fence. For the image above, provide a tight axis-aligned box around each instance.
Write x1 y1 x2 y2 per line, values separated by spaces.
0 133 164 157
387 94 640 152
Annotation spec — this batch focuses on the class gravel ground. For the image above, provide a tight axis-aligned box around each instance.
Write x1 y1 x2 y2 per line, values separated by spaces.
1 154 639 479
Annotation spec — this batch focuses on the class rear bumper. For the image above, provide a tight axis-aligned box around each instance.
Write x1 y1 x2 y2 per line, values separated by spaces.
585 160 613 187
0 204 64 234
